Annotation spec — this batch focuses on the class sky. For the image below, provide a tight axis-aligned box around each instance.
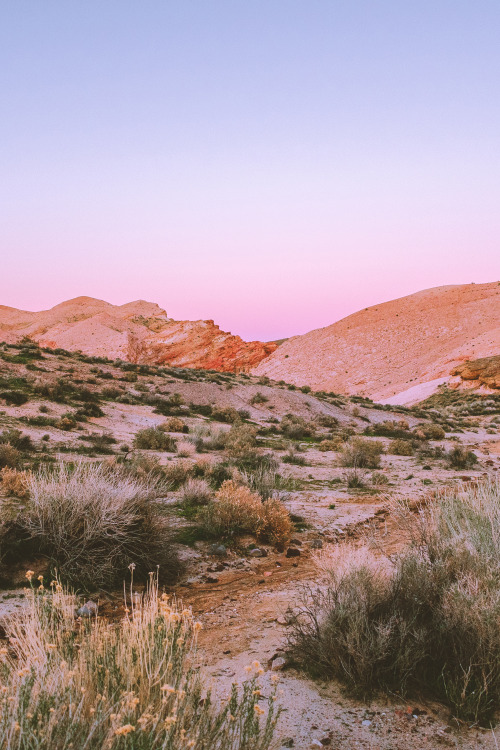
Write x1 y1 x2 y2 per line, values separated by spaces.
1 1 499 341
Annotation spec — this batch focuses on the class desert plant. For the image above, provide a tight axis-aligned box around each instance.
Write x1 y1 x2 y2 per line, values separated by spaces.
388 439 414 456
177 439 195 457
250 392 269 405
181 478 212 506
343 467 367 488
280 414 315 440
161 417 189 433
339 438 384 469
21 462 179 588
0 574 280 749
0 444 20 469
224 423 258 459
318 438 343 452
134 427 177 452
287 480 500 723
0 428 33 452
446 446 478 470
211 406 240 424
258 497 293 550
0 467 30 498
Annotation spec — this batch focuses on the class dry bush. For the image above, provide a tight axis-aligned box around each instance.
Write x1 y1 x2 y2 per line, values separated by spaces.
371 471 390 486
417 423 446 440
0 575 280 749
22 463 179 588
198 480 291 548
280 414 315 439
211 406 240 423
223 423 258 459
287 479 500 723
133 427 176 451
163 460 193 488
0 467 30 499
199 481 262 539
176 440 195 458
388 439 414 456
160 417 189 433
446 446 478 469
189 424 227 452
0 443 20 469
258 498 292 550
339 438 384 469
318 438 343 452
180 478 212 506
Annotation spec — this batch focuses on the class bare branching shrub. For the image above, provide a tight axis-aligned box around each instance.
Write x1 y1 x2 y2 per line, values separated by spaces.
288 480 500 723
339 438 384 469
180 478 212 506
0 575 280 748
133 427 177 451
22 463 179 588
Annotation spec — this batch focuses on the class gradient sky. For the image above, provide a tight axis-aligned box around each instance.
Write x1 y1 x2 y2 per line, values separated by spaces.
1 2 499 341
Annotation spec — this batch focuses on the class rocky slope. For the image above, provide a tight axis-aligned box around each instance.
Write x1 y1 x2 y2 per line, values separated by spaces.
0 297 276 372
253 282 500 403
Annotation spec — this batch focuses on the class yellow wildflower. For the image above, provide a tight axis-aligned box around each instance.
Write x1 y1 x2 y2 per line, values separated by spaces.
25 570 35 581
114 724 135 736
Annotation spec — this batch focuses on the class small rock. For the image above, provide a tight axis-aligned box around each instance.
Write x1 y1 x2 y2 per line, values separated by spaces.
361 719 372 727
290 538 302 546
209 544 227 557
249 548 267 557
310 539 323 549
281 739 294 748
77 600 98 618
286 547 301 558
309 741 323 748
271 657 286 671
205 575 219 583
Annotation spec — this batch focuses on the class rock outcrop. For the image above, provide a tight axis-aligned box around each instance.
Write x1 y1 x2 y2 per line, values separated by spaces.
0 297 277 373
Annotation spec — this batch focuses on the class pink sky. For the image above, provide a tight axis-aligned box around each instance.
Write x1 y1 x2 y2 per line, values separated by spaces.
1 3 499 341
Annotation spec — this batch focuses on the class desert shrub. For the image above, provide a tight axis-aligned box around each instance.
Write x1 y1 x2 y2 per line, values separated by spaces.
161 417 189 433
388 439 414 456
343 467 366 488
282 449 306 466
211 406 240 424
339 438 384 469
280 414 315 439
287 480 500 723
21 462 179 588
0 444 20 469
198 480 291 548
0 576 279 749
204 461 234 489
239 465 285 502
250 392 269 405
180 478 212 506
199 481 262 539
162 460 193 489
0 428 33 452
58 415 77 430
318 438 343 452
371 471 390 486
0 390 29 406
418 423 446 440
365 420 410 439
75 402 104 418
0 467 30 498
134 427 177 451
258 497 293 550
224 423 258 459
446 446 478 470
234 451 279 474
176 440 195 458
316 414 339 428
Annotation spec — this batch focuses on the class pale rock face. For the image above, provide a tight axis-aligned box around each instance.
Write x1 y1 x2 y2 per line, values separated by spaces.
252 282 500 403
0 296 277 372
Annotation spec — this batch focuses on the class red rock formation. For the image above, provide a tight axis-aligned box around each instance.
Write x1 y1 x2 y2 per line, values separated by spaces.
0 297 277 373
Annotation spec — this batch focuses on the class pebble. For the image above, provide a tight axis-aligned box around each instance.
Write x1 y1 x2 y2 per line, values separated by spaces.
310 539 323 549
77 601 98 617
271 657 286 671
209 544 227 557
361 719 372 727
249 548 267 557
286 547 301 558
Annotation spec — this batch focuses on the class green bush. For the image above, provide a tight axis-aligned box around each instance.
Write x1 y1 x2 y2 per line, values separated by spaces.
446 446 478 470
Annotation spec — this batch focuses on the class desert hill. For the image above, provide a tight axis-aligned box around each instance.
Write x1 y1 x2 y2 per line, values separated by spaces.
252 282 500 403
0 297 276 372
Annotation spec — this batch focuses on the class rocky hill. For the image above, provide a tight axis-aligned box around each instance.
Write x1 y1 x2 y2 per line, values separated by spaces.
0 297 276 372
252 282 500 403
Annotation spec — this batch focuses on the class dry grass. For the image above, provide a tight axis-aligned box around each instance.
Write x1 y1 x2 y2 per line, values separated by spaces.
0 467 30 499
0 574 280 749
287 479 500 723
339 438 384 469
180 478 212 506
